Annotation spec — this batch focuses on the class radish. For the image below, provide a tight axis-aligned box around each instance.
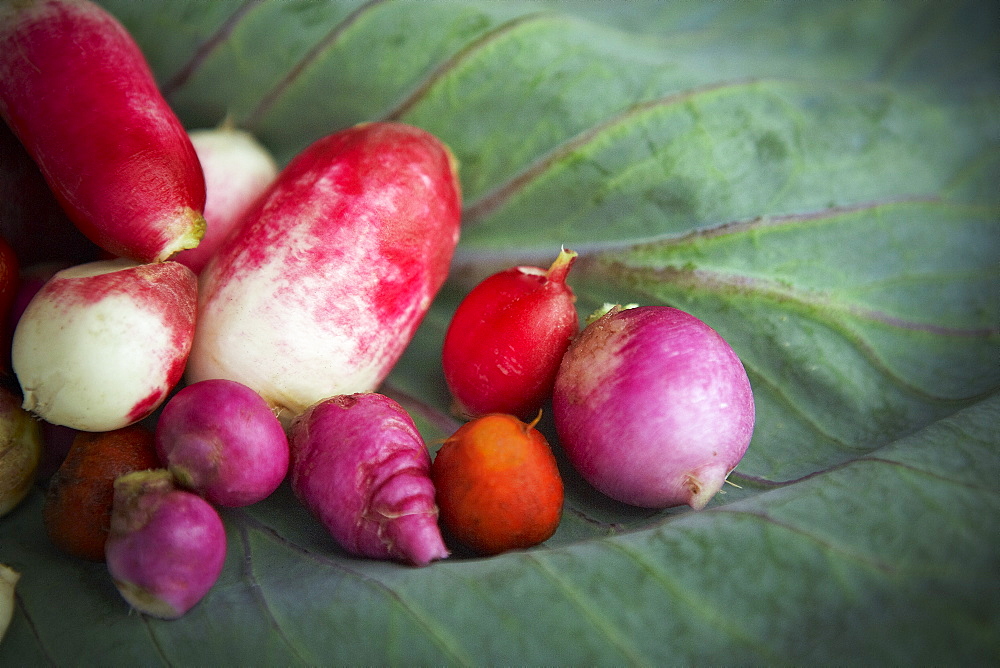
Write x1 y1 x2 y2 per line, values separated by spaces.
288 393 448 566
552 305 755 509
0 385 43 518
105 469 226 620
187 122 461 423
0 0 206 262
155 379 289 507
11 258 197 432
442 247 579 419
173 127 278 274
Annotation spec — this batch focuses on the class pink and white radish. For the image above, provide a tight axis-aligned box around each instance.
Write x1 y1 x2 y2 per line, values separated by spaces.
173 127 278 274
11 259 197 432
553 305 755 510
155 378 289 507
187 122 461 423
289 393 448 566
105 469 226 620
0 0 206 262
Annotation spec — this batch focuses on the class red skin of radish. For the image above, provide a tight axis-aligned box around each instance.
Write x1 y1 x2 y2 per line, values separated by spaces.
288 393 448 566
0 0 206 262
552 305 755 510
155 379 289 507
11 259 197 431
442 247 579 420
105 469 226 620
188 122 461 423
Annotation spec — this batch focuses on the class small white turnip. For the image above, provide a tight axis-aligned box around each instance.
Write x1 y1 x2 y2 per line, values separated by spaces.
105 469 226 620
155 379 289 507
11 258 198 432
553 305 755 509
289 393 448 566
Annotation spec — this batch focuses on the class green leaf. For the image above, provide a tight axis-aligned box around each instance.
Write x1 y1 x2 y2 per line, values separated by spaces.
2 0 998 663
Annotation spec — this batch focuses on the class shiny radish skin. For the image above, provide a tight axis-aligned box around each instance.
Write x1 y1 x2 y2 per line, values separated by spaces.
173 127 278 274
11 259 198 432
155 379 290 507
188 122 461 423
289 393 448 566
552 305 755 510
105 470 226 620
442 247 578 420
0 0 206 262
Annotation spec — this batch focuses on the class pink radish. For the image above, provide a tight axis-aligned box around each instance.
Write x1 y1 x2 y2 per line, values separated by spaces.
173 127 278 274
105 469 226 620
155 379 289 507
289 393 448 566
0 0 206 262
11 258 197 432
187 122 461 423
553 305 755 510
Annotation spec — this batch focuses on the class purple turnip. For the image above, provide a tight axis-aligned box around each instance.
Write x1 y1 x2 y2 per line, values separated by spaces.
173 127 278 274
553 305 755 510
11 258 197 432
288 393 448 566
0 0 206 262
187 122 461 424
105 469 226 620
155 379 289 507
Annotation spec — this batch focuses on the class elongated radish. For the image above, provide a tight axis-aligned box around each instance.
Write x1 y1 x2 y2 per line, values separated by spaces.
289 393 448 566
553 305 755 510
173 127 278 274
11 258 197 431
0 0 206 262
187 122 461 422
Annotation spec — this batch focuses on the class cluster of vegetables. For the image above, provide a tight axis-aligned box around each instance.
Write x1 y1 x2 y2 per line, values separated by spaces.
0 0 755 627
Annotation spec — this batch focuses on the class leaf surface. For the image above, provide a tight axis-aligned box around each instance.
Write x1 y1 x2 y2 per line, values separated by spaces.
1 0 998 663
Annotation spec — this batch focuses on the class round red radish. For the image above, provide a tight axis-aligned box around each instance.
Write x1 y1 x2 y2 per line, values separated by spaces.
173 127 278 275
289 393 448 566
553 305 755 510
11 259 197 432
105 469 226 620
442 247 579 419
0 0 206 262
155 379 289 507
187 122 461 423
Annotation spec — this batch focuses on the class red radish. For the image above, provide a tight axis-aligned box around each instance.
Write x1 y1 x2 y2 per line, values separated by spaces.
105 469 226 620
289 393 448 566
0 0 206 262
187 122 461 423
442 247 579 419
11 259 197 432
173 127 278 274
155 379 289 507
553 305 755 510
